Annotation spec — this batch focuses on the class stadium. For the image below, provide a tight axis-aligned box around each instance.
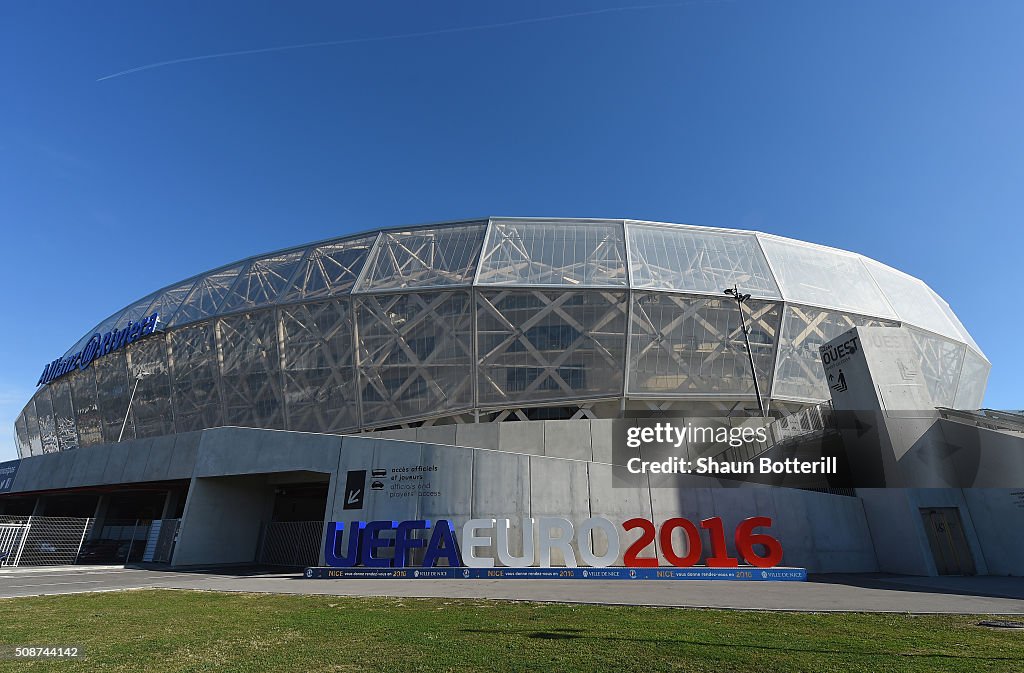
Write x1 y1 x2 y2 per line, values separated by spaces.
2 217 1021 577
12 217 990 453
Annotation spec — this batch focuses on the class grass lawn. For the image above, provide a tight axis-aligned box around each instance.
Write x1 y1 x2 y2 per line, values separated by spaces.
0 590 1021 672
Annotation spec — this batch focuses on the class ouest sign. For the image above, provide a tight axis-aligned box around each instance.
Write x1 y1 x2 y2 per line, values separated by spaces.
36 313 161 386
324 516 784 569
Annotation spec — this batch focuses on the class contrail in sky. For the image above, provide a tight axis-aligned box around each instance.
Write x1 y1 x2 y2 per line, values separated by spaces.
97 1 721 82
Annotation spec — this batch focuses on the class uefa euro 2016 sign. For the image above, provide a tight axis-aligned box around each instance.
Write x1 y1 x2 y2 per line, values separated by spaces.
36 313 161 386
321 516 787 572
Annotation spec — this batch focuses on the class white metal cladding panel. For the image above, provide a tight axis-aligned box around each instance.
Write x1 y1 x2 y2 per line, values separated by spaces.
954 348 990 410
756 235 897 319
477 219 628 286
627 223 781 299
355 224 487 291
907 328 966 409
862 259 960 341
927 287 985 358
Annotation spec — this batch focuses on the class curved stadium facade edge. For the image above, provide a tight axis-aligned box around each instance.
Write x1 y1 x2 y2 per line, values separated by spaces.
14 217 990 458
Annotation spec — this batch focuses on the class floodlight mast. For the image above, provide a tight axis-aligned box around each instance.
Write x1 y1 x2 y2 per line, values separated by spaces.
724 285 767 418
118 368 153 442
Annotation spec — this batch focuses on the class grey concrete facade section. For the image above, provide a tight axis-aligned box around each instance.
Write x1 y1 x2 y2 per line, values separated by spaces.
173 474 275 566
6 421 1023 576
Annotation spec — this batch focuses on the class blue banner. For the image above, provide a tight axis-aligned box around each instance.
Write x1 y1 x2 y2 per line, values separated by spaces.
303 566 807 581
0 459 19 494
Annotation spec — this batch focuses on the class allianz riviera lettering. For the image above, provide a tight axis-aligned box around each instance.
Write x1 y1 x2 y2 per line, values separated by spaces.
36 313 161 387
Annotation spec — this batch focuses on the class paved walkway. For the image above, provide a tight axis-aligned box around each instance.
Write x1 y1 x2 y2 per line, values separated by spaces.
2 565 1023 614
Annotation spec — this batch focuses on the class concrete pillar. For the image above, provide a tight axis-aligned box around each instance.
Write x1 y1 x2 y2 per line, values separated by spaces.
88 495 110 539
171 475 275 567
160 490 182 520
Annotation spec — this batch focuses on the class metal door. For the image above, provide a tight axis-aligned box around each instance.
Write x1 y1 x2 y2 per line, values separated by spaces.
920 508 976 576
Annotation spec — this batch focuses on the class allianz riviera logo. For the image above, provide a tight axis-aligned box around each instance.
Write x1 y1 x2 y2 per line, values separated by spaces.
36 313 161 386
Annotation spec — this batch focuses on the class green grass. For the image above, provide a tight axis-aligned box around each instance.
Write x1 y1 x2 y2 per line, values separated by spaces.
0 590 1021 672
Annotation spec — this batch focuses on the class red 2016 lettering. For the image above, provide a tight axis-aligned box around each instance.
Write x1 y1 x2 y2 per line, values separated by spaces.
622 518 658 567
623 517 783 568
700 516 738 567
735 516 783 568
659 517 701 567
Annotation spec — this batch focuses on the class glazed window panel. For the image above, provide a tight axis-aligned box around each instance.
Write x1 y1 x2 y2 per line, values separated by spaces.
773 305 897 401
281 235 377 301
95 350 133 443
628 224 781 298
356 224 486 291
217 311 284 429
169 321 224 432
71 367 103 447
476 289 628 405
146 278 198 329
34 388 58 454
628 293 781 397
477 220 628 286
50 380 79 451
15 413 30 458
356 291 474 424
24 402 41 456
169 263 245 327
281 299 358 433
219 250 306 314
126 335 174 439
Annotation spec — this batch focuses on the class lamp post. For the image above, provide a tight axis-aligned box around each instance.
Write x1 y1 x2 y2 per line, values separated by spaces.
119 368 152 442
723 285 767 418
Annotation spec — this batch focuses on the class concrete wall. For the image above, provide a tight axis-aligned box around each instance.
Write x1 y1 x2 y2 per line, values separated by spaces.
8 422 1022 575
173 475 275 566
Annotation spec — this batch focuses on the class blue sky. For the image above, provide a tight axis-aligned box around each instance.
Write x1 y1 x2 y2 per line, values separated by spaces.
2 1 1022 460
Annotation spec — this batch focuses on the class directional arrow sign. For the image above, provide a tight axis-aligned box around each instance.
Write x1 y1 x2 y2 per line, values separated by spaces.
343 470 366 510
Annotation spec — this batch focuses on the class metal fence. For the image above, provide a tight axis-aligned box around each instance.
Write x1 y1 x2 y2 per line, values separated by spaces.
0 516 181 567
0 516 93 567
258 521 325 567
139 519 180 563
709 401 837 464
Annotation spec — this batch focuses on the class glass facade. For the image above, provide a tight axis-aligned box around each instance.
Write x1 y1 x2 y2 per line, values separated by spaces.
14 219 990 457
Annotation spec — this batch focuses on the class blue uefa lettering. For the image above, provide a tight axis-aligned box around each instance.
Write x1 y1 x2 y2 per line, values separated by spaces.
324 519 463 568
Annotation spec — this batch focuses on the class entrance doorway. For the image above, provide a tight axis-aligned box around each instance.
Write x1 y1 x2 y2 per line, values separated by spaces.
920 507 976 576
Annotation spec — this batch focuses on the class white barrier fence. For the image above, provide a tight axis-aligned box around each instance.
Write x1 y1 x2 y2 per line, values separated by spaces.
0 516 181 567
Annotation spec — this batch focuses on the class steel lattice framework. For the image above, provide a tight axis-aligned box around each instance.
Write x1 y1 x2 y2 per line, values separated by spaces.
15 217 990 457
